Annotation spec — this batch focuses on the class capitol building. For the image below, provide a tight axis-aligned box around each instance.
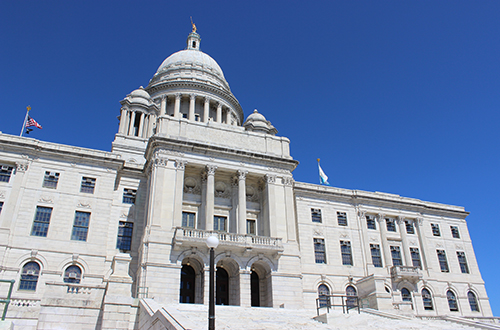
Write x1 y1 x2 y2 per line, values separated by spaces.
0 28 493 329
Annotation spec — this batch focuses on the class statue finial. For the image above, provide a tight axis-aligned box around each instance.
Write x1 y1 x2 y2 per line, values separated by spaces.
190 17 197 33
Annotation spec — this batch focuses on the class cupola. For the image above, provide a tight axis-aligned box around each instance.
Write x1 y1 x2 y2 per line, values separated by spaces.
243 109 278 135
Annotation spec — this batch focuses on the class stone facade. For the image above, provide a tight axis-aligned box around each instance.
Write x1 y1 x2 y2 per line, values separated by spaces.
0 29 492 329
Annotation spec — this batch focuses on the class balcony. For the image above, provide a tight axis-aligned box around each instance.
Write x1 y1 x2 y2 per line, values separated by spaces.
391 266 422 283
173 227 284 254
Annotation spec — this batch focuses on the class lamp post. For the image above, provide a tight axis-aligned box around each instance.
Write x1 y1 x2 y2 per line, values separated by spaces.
206 235 219 330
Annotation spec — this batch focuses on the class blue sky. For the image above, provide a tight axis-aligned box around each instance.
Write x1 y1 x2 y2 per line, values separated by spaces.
1 1 500 315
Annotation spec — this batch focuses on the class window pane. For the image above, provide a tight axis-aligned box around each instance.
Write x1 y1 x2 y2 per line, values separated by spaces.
247 219 256 235
314 238 326 264
116 221 134 252
468 291 479 312
0 165 13 183
214 216 227 232
318 284 330 308
447 290 459 311
405 220 415 234
370 244 383 267
366 216 376 230
437 250 449 272
123 188 137 204
391 246 402 266
410 247 421 268
31 206 52 237
64 265 82 284
182 212 195 228
451 226 460 239
80 177 96 194
341 241 353 266
386 219 396 232
457 251 469 274
401 288 412 302
71 211 90 241
43 171 59 189
19 262 40 291
0 201 3 215
431 224 441 236
337 212 347 226
311 209 322 223
422 289 433 310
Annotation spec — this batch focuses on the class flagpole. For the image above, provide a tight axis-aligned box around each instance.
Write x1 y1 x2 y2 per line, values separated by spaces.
20 106 31 137
317 158 321 184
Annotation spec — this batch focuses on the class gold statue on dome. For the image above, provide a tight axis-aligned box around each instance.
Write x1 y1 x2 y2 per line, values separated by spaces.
190 17 197 33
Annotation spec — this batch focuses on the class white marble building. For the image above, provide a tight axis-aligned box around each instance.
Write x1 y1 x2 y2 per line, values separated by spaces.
0 28 492 329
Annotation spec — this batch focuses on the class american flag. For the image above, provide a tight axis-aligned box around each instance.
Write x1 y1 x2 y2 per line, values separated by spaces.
26 116 42 129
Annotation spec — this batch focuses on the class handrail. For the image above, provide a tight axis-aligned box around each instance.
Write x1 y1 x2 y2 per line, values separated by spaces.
0 279 15 321
315 294 360 316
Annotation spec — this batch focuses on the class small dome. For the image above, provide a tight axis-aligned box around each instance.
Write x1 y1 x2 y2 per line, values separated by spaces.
243 109 277 135
126 86 151 106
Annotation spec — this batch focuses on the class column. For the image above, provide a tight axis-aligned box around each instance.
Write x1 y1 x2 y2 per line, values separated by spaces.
118 108 127 134
204 97 210 122
263 174 277 237
237 170 248 235
137 112 145 138
203 266 210 305
189 94 196 121
240 270 251 307
225 109 231 124
160 95 167 116
415 217 431 272
283 176 296 242
358 210 373 271
127 111 136 135
174 93 181 118
397 217 412 266
172 160 187 228
216 103 222 123
377 214 392 268
204 165 217 231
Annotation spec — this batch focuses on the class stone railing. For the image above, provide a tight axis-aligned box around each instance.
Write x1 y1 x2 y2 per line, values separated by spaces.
9 299 40 307
173 227 284 252
390 266 422 283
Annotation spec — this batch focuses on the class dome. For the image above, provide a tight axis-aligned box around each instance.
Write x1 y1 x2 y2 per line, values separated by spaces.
150 49 231 92
130 86 150 99
243 109 277 135
125 86 152 107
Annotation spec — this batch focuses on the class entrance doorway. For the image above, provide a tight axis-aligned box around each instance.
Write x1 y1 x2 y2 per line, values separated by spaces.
216 267 229 305
251 271 260 306
179 265 195 303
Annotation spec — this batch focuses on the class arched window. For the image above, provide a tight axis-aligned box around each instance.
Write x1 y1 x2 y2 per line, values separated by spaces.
422 288 433 310
447 290 459 311
318 284 330 308
468 291 480 312
64 265 82 284
346 285 357 308
19 262 40 291
401 288 412 302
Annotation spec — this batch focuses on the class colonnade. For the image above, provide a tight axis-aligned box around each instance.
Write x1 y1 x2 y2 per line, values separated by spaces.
118 109 156 138
157 93 237 125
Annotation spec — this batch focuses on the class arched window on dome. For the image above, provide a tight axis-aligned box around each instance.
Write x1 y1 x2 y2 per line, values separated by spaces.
422 288 433 310
401 288 412 302
19 262 40 291
447 290 459 312
64 265 82 284
468 291 480 312
318 284 330 308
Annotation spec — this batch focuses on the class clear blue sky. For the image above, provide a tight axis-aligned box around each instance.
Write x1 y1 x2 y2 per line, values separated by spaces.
1 1 499 315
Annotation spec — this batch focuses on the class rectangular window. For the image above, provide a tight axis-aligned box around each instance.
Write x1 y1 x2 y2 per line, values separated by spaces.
247 219 256 235
410 247 421 268
182 212 195 228
80 177 96 194
337 212 348 226
366 215 376 230
451 226 460 239
0 165 14 183
405 220 415 234
370 244 383 267
123 188 137 204
386 218 396 232
71 211 90 241
314 238 326 264
43 171 60 189
0 201 3 215
30 206 52 237
457 251 469 274
116 221 134 252
391 246 402 266
214 216 227 232
437 249 449 272
431 223 441 236
311 208 322 223
340 241 353 266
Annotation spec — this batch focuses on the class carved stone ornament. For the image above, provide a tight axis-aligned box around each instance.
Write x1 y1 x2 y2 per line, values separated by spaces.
77 201 91 209
370 236 379 242
120 212 128 219
415 217 424 226
31 250 38 258
0 191 5 199
215 181 230 198
376 214 386 222
265 174 276 184
184 177 201 195
409 240 417 246
175 159 187 170
282 176 294 186
314 229 324 237
153 157 168 168
15 162 29 173
340 233 349 239
267 167 291 175
72 254 79 261
238 170 248 180
455 244 463 250
396 216 405 224
206 164 217 176
38 196 53 204
435 243 443 248
246 185 259 202
358 210 366 218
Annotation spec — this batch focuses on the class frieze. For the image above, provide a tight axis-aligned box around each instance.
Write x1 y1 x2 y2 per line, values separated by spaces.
267 167 291 175
154 149 185 158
